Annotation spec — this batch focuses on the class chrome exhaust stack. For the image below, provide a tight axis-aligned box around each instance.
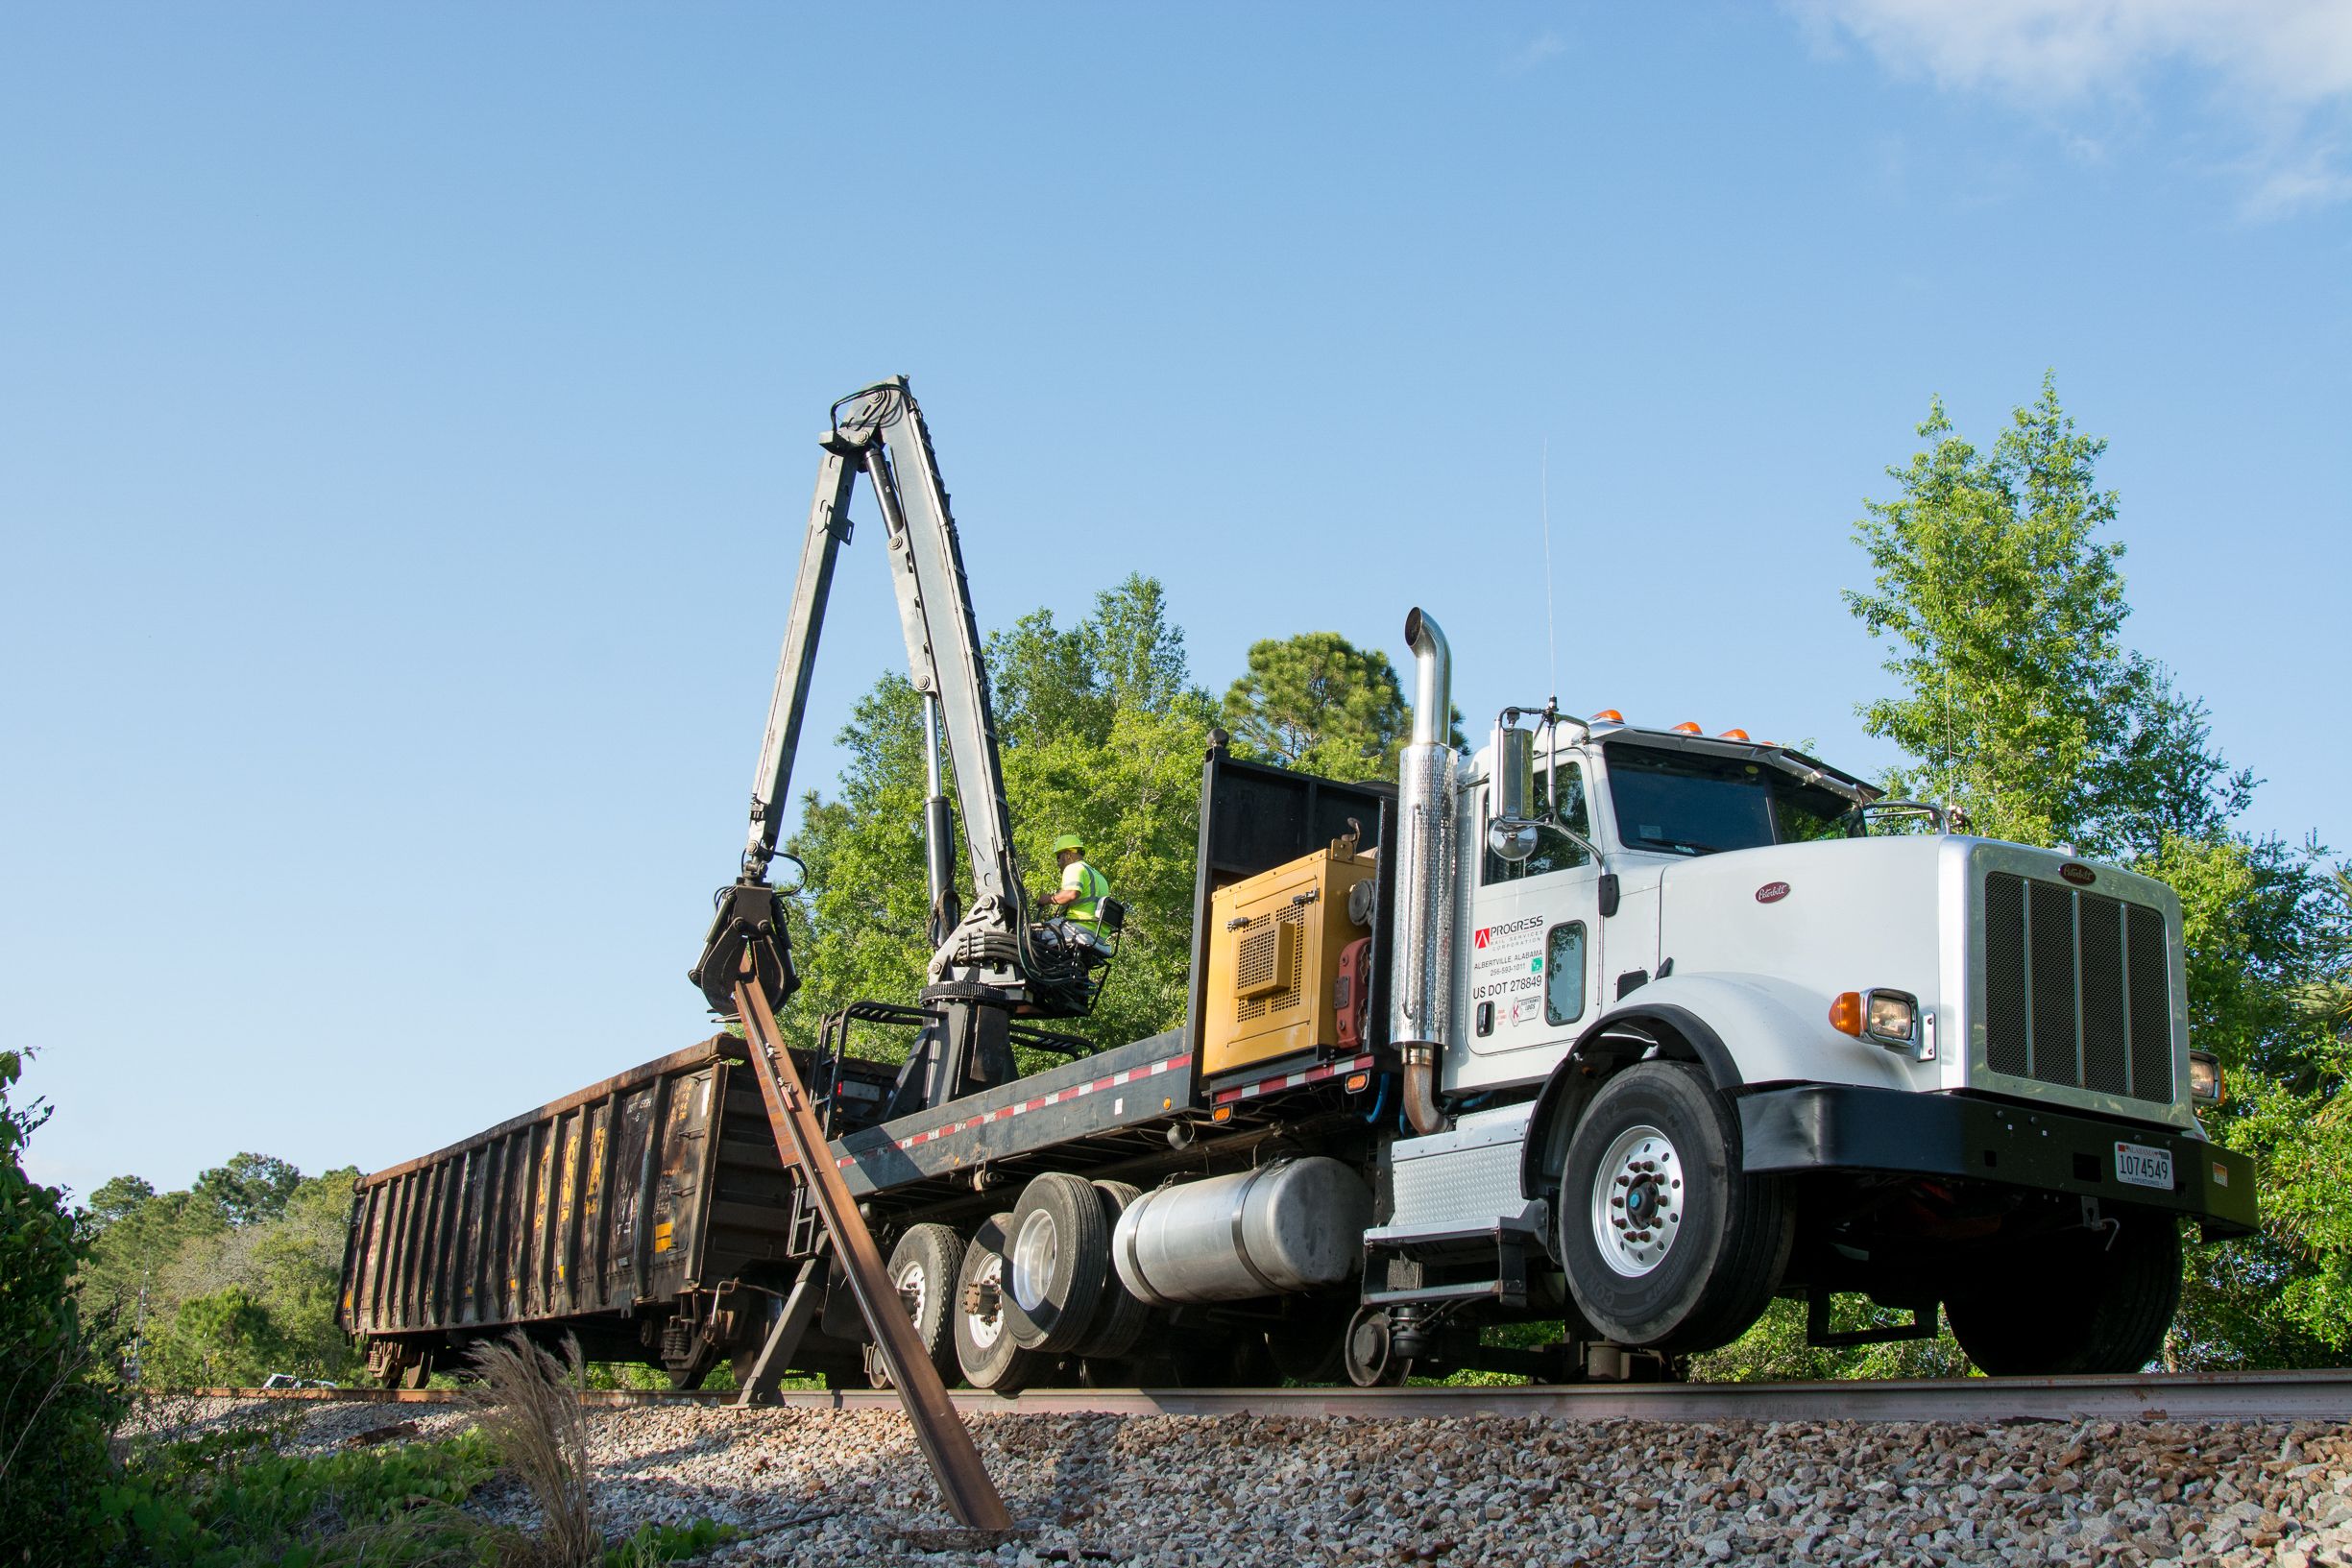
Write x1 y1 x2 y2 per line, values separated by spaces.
1390 607 1457 1136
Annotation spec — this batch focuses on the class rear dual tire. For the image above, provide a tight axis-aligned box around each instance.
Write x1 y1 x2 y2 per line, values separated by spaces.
865 1222 965 1389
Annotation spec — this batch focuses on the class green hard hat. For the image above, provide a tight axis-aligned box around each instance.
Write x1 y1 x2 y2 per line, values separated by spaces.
1052 832 1085 855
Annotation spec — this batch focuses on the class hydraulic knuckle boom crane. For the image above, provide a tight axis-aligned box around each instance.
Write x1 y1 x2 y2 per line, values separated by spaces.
691 375 1112 1113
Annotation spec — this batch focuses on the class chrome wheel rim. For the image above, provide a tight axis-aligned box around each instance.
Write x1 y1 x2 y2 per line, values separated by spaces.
1010 1208 1058 1315
968 1253 1006 1350
895 1258 928 1324
1590 1123 1682 1277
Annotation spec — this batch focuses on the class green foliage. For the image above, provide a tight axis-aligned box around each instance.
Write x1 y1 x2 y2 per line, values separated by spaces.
602 1518 741 1568
1687 1297 1971 1383
1222 632 1409 780
2174 859 2352 1363
92 1426 498 1567
1843 374 2250 856
1219 629 1464 782
147 1289 282 1388
784 574 1219 1057
192 1154 303 1229
1847 374 2352 1368
75 1160 366 1389
0 1050 121 1568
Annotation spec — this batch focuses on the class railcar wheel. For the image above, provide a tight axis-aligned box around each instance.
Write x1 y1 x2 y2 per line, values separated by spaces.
1077 1182 1150 1362
666 1347 715 1390
1004 1172 1110 1353
867 1223 966 1388
954 1213 1043 1393
1557 1061 1792 1352
1343 1306 1411 1387
1945 1210 2182 1375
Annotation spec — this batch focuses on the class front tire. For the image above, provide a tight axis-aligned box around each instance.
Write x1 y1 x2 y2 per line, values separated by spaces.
1558 1061 1792 1352
1945 1210 2181 1375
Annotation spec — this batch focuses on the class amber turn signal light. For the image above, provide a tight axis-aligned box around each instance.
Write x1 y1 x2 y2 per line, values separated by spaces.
1829 992 1864 1036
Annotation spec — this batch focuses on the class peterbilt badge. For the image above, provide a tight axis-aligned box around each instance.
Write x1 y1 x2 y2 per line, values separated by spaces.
1756 881 1790 904
2060 863 2096 886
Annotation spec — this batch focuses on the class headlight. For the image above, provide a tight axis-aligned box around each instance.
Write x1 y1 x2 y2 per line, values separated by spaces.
2189 1050 2226 1106
1863 989 1917 1047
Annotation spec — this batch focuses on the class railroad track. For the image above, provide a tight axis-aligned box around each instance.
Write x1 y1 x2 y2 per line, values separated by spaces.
180 1369 2352 1423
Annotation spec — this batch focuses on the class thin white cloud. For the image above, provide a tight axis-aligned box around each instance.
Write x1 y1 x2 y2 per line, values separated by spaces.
1789 0 2352 214
1504 31 1568 76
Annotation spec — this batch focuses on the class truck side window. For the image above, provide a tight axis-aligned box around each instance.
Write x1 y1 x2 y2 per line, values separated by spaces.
1544 923 1587 1025
1481 761 1592 884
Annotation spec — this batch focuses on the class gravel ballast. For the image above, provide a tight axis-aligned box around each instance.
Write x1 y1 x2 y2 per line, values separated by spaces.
128 1396 2352 1566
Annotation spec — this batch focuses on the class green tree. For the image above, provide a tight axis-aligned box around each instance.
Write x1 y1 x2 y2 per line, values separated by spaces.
75 1159 365 1387
1843 374 2140 850
145 1286 283 1387
0 1051 118 1566
783 575 1219 1060
1222 630 1456 782
80 1174 155 1231
193 1152 303 1227
1839 375 2349 1369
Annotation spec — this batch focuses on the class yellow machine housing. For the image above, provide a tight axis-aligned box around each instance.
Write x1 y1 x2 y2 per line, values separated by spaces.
1200 844 1377 1078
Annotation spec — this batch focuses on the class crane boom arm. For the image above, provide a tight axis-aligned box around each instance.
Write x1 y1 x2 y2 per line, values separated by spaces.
736 377 1025 990
847 387 1021 912
741 447 858 881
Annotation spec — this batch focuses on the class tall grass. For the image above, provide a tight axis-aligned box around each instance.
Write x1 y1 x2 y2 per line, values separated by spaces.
464 1333 600 1567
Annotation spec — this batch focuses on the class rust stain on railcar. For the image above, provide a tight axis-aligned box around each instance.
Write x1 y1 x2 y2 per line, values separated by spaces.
338 1036 856 1347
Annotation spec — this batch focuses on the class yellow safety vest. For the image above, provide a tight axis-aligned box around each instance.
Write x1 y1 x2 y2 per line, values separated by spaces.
1062 860 1110 929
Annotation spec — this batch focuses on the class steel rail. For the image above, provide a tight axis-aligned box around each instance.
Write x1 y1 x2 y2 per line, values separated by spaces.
174 1368 2352 1423
733 968 1012 1531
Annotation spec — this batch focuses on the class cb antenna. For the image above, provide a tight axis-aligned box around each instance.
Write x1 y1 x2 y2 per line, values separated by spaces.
1540 436 1559 702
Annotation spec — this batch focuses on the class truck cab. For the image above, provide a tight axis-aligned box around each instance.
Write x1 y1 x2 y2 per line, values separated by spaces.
1351 683 2248 1380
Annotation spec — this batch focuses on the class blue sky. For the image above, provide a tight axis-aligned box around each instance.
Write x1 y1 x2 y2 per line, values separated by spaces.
5 3 2347 1198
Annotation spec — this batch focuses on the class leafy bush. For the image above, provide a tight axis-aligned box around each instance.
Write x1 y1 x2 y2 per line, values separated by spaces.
0 1049 120 1568
91 1426 498 1567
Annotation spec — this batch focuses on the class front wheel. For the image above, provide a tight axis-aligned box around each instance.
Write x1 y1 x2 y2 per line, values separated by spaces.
1557 1060 1792 1352
1945 1211 2182 1375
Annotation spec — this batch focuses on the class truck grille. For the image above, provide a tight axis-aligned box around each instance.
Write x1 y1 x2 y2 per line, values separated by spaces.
1983 871 2173 1105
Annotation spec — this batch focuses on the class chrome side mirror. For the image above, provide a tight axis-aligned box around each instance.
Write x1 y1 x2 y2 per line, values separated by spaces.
1493 724 1535 822
1488 821 1540 863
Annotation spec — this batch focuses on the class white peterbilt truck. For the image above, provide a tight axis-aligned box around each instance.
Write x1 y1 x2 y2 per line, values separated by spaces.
342 382 2252 1389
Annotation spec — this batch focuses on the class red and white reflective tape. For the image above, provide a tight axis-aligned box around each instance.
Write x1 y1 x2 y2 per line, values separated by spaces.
1212 1052 1377 1107
834 1051 1195 1170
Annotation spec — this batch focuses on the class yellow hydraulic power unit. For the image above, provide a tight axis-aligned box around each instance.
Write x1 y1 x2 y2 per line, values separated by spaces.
1200 842 1377 1077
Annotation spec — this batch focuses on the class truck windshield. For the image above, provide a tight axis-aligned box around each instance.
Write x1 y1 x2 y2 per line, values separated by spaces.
1603 742 1858 856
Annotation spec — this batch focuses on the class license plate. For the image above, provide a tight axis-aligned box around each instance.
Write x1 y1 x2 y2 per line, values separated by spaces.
2114 1142 2174 1191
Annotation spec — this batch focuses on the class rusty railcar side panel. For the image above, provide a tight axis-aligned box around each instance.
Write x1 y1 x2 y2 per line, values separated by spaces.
339 1037 801 1343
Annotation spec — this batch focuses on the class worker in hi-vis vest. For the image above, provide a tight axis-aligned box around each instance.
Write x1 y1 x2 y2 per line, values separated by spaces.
1040 832 1110 949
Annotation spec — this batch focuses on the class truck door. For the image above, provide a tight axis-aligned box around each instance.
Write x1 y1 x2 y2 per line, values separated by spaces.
1462 759 1600 1076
